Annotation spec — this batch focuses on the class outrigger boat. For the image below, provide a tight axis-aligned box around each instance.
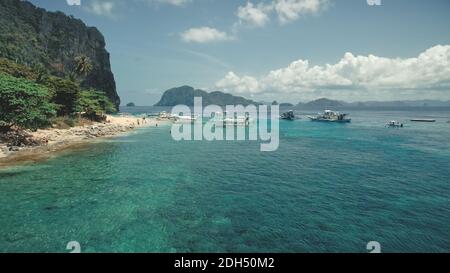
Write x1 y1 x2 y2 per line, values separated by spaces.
308 110 351 123
223 116 250 126
157 111 172 120
212 112 251 127
280 110 296 121
157 111 195 122
172 114 198 123
386 120 403 128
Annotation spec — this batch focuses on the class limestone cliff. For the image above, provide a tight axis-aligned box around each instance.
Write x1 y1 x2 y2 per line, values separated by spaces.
0 0 120 109
155 86 258 106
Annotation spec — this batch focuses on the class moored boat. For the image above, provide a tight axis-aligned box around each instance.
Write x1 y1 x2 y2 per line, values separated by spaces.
173 114 198 123
212 112 251 127
157 111 172 120
308 110 351 123
386 120 403 128
280 110 295 121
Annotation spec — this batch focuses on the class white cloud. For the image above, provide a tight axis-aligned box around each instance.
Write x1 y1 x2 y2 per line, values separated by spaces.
216 72 261 93
66 0 81 6
86 0 115 17
148 0 191 6
275 0 328 24
237 2 272 27
235 0 328 27
86 0 191 17
180 27 231 43
215 45 450 101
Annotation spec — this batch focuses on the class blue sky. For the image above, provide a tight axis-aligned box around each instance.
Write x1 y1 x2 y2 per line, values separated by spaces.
30 0 450 104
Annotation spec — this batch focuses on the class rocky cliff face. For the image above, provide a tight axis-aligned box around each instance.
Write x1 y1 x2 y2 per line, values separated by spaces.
155 86 258 106
0 0 120 109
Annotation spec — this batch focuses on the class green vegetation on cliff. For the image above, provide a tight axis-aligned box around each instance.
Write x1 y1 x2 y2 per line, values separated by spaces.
0 0 120 109
77 89 116 121
0 58 116 130
42 76 80 116
0 73 55 130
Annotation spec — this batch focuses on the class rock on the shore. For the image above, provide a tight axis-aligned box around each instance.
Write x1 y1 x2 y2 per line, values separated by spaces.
0 128 42 148
0 116 146 159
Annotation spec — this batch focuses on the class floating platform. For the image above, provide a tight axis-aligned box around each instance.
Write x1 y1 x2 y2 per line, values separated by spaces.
410 119 436 122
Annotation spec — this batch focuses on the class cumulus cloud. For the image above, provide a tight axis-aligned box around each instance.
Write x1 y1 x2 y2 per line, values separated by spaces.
236 0 328 27
148 0 191 6
237 2 272 27
180 27 231 43
85 0 115 17
216 72 261 93
215 45 450 101
275 0 328 24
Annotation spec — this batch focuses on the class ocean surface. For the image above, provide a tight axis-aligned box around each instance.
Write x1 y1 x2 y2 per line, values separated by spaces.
1 107 449 253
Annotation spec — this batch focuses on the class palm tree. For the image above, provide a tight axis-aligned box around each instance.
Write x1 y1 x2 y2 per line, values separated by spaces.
74 55 93 77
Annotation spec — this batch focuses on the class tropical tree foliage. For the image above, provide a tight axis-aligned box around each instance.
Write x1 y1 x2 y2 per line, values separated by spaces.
0 73 56 130
0 58 37 80
43 76 80 116
76 89 116 119
0 56 115 130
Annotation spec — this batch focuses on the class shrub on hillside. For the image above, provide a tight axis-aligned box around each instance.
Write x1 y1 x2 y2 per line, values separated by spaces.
76 89 116 121
0 73 56 130
0 58 37 80
42 76 80 116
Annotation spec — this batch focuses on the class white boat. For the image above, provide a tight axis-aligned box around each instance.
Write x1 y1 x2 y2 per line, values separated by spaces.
173 114 198 123
386 120 403 128
157 111 172 120
308 110 351 123
224 116 249 126
212 112 251 127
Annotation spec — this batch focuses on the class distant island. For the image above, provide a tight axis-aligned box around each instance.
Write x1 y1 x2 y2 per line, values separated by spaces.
297 98 450 108
155 86 258 106
279 103 294 107
154 87 450 108
126 102 136 107
298 98 344 108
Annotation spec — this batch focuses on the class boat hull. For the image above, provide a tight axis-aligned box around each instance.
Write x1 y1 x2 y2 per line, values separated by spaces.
308 117 351 123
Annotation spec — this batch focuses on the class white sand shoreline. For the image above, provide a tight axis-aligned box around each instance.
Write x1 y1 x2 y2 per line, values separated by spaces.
0 115 160 166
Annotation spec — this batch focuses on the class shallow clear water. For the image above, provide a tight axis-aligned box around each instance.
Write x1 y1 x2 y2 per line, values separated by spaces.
1 108 449 253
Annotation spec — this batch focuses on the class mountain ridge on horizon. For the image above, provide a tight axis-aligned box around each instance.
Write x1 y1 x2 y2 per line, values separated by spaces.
154 86 258 106
152 86 450 108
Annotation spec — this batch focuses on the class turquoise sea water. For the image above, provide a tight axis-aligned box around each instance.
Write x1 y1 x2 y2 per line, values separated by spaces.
1 107 449 253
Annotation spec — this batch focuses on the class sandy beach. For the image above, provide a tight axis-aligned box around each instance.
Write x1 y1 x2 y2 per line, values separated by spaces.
0 115 158 166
